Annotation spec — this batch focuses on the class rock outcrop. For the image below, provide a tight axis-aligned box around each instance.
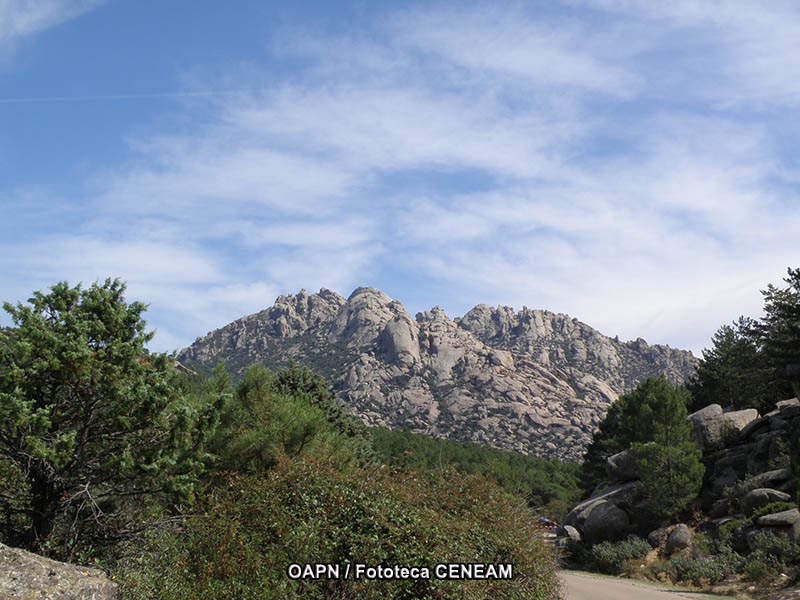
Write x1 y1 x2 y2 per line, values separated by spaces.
179 288 696 460
0 542 118 599
687 404 759 451
561 397 800 551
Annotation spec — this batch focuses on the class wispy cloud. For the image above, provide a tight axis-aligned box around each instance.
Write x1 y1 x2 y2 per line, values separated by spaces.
3 1 800 355
0 0 100 47
574 0 800 106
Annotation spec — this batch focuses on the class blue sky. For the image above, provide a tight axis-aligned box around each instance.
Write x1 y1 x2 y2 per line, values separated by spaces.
2 0 800 355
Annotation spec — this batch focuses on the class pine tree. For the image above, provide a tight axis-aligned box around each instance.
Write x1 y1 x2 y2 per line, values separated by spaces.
0 279 221 552
631 379 704 518
760 267 800 399
687 317 774 413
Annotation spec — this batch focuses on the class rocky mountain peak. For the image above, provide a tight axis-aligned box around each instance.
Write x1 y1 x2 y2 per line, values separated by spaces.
178 287 697 461
266 287 345 338
415 306 450 323
329 287 409 347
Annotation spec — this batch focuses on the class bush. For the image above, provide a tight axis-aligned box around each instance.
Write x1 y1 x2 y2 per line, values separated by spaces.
748 530 800 565
743 552 779 585
656 550 743 586
114 455 561 600
716 518 748 550
370 428 581 518
723 475 766 511
592 536 652 574
750 502 797 521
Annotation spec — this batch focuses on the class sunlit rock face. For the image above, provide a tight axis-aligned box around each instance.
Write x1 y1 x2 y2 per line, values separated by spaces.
179 287 696 461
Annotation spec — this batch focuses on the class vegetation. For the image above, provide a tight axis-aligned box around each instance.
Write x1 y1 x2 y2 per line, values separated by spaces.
580 378 704 518
686 317 774 413
759 267 800 399
653 550 743 587
689 267 800 413
0 280 562 598
116 459 560 600
370 427 581 518
210 363 373 473
591 536 651 574
630 381 704 519
0 279 222 555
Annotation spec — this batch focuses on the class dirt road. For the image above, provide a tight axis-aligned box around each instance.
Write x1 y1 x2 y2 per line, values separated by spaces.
560 570 727 599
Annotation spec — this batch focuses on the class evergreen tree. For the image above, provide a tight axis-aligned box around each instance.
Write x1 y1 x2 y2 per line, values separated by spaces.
759 267 800 399
211 364 373 473
687 317 774 413
0 279 221 552
579 389 641 494
688 268 799 414
630 379 704 518
581 377 704 517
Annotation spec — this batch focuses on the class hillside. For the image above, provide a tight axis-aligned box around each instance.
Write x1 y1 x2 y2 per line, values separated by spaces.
178 287 696 460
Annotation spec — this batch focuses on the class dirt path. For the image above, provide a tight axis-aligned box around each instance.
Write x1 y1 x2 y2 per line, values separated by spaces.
560 570 729 600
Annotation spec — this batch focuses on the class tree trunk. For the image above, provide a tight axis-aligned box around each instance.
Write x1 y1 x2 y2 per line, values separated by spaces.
26 476 61 551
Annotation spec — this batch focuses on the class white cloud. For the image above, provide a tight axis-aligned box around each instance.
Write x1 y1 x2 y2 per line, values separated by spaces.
0 0 99 46
227 85 581 180
389 5 640 97
3 1 800 357
573 0 800 106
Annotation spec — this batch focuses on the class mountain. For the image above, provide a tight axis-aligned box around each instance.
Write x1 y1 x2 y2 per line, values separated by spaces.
178 287 696 461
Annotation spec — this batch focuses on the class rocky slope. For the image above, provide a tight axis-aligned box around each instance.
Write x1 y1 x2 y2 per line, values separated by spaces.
561 398 800 593
178 288 696 460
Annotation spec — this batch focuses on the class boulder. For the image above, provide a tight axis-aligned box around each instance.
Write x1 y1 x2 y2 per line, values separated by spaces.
606 449 637 483
563 525 582 543
757 508 800 527
564 482 638 530
0 542 118 599
725 409 761 431
688 406 759 451
688 403 723 422
748 469 795 495
647 526 671 549
741 488 792 516
777 398 800 419
582 501 630 544
666 523 692 554
740 415 772 440
708 465 741 499
793 519 800 543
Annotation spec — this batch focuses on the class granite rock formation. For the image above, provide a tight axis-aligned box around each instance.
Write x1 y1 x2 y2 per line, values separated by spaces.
562 398 800 549
179 287 696 460
0 542 118 599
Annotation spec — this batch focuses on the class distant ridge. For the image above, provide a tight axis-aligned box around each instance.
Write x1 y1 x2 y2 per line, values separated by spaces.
179 287 696 460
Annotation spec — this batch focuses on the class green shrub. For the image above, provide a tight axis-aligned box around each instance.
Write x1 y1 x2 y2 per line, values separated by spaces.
717 517 748 545
592 536 652 574
370 428 581 518
211 364 373 474
690 532 713 557
750 502 797 522
748 530 800 565
114 455 561 600
657 550 743 586
743 552 779 585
